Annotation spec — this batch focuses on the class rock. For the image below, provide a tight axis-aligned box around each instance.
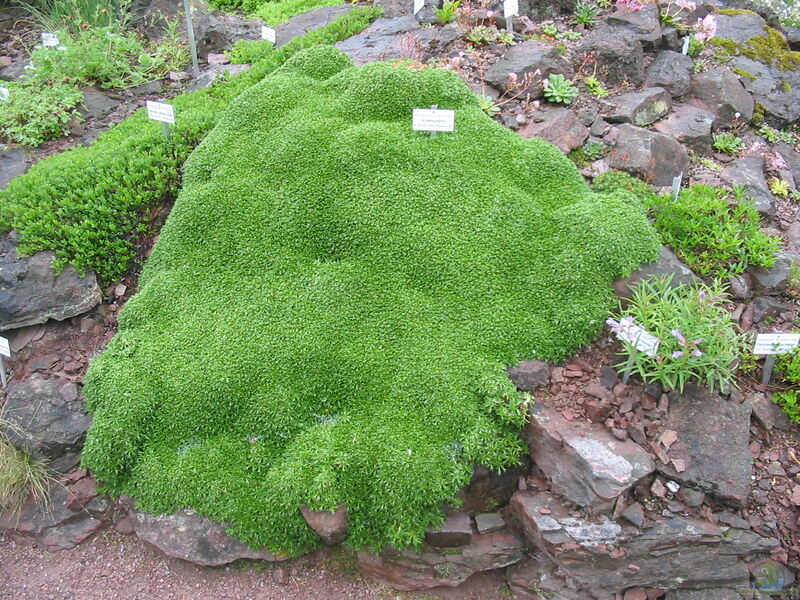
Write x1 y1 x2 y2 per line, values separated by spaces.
507 360 550 392
745 393 791 430
576 26 644 86
750 558 796 591
664 589 744 599
484 40 573 96
510 490 778 598
607 124 690 187
187 63 250 92
0 232 101 331
7 323 47 352
607 2 662 49
519 109 589 153
676 487 704 507
751 296 790 323
687 68 754 128
130 80 163 95
720 156 774 217
0 58 28 82
621 502 645 528
524 401 655 509
206 52 230 66
645 51 694 97
788 27 800 51
518 0 577 21
335 17 460 66
614 246 699 299
507 554 585 600
657 385 752 505
731 55 800 124
457 463 525 512
1 375 91 470
375 0 438 22
78 87 117 120
425 512 472 548
747 250 795 294
727 273 753 301
191 1 264 59
276 5 355 47
357 530 524 590
114 515 136 535
133 509 287 566
475 512 506 534
714 11 771 45
65 476 98 511
299 503 348 545
604 88 672 126
0 146 32 191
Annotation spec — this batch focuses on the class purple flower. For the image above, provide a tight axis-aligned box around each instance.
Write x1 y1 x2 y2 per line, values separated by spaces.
672 350 684 359
692 349 703 357
671 329 687 346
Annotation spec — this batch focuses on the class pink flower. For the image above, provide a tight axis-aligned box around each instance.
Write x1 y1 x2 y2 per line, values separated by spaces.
769 152 788 171
675 0 696 10
694 14 717 43
508 72 518 84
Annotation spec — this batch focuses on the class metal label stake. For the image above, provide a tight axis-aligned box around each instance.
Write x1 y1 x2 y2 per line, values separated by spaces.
622 349 637 384
183 0 201 78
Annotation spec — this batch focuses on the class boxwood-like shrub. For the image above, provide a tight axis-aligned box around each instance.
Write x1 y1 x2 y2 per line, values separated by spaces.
82 46 661 556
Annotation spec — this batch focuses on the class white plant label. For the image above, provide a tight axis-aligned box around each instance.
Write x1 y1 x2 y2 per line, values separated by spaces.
0 336 9 358
754 333 800 355
261 26 276 44
504 0 519 18
412 108 455 132
42 32 60 47
615 325 660 357
414 0 424 14
146 100 175 125
670 172 682 202
681 36 690 55
0 86 8 101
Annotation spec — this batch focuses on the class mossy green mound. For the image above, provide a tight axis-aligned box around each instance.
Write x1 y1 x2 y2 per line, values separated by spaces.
82 46 661 555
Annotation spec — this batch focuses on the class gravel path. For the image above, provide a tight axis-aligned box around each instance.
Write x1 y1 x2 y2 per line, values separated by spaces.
0 531 507 600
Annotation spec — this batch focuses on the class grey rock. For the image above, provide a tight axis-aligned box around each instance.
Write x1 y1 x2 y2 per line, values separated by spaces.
665 589 744 599
788 26 800 51
0 58 28 82
519 109 589 153
658 385 753 505
130 80 164 95
524 401 654 509
608 124 691 187
0 232 101 331
687 67 754 128
653 104 715 154
78 87 118 120
134 508 287 566
475 512 505 534
192 1 265 59
0 147 32 191
300 503 348 545
457 464 524 512
507 360 550 391
484 40 573 96
728 273 753 300
732 55 800 124
721 156 774 217
607 2 663 49
645 50 694 97
747 249 796 294
604 87 672 126
510 490 778 598
614 246 699 299
775 142 800 192
676 486 705 507
714 10 770 45
335 17 460 66
662 26 682 52
277 4 355 47
425 512 472 547
507 554 585 600
576 26 644 86
620 501 645 527
357 530 524 590
187 63 250 92
519 0 577 21
745 392 791 430
1 374 91 469
751 295 790 324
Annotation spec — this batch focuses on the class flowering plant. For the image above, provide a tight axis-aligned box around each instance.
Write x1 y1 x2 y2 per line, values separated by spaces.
608 275 747 392
659 0 696 26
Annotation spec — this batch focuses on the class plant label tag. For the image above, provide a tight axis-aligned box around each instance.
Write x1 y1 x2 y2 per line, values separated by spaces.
261 26 276 43
670 172 682 201
682 36 690 55
42 32 59 47
0 335 9 358
754 333 800 355
0 86 8 101
412 108 455 132
504 0 519 18
615 325 660 357
146 100 175 124
414 0 424 14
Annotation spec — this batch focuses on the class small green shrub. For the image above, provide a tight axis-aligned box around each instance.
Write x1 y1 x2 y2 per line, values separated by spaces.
254 0 343 25
712 132 746 154
465 25 513 45
646 184 780 277
227 39 276 64
772 390 800 423
543 73 578 104
609 276 746 392
572 1 601 27
583 75 608 98
19 0 131 33
540 23 558 36
0 419 53 514
592 170 661 206
775 346 800 384
0 80 83 146
436 0 460 24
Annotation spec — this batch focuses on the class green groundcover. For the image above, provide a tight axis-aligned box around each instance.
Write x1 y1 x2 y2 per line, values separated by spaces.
82 46 661 556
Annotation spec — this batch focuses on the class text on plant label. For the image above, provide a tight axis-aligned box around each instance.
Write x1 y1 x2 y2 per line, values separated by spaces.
615 325 660 357
412 108 455 132
261 26 276 43
754 333 800 355
42 32 59 47
0 336 9 358
146 101 176 124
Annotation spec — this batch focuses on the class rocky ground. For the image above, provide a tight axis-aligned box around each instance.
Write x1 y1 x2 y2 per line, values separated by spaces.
2 0 800 598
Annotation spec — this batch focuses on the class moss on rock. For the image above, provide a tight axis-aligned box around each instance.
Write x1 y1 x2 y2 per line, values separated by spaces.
709 26 800 71
82 46 661 556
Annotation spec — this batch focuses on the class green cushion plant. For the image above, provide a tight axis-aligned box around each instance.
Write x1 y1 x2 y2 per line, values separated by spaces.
82 46 661 556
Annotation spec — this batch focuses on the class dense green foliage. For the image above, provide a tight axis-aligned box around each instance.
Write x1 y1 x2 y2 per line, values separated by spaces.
0 7 381 283
774 348 800 424
19 0 130 33
0 80 83 146
83 46 661 556
610 276 746 392
208 0 343 25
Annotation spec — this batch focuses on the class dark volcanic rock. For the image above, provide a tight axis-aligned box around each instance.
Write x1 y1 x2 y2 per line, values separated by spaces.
0 232 101 331
607 2 662 48
614 246 700 299
576 26 644 86
457 463 524 512
607 124 690 186
747 249 796 294
687 67 754 128
134 508 288 566
424 512 472 548
653 104 715 154
507 360 550 392
720 156 774 217
645 50 694 97
0 147 32 191
484 40 573 96
604 87 672 125
519 109 589 153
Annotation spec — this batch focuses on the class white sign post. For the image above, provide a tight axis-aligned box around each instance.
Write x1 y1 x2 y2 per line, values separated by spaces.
146 100 175 139
504 0 519 35
682 36 691 55
261 25 276 44
412 105 455 138
0 335 10 388
754 333 800 384
413 0 424 15
41 32 59 47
